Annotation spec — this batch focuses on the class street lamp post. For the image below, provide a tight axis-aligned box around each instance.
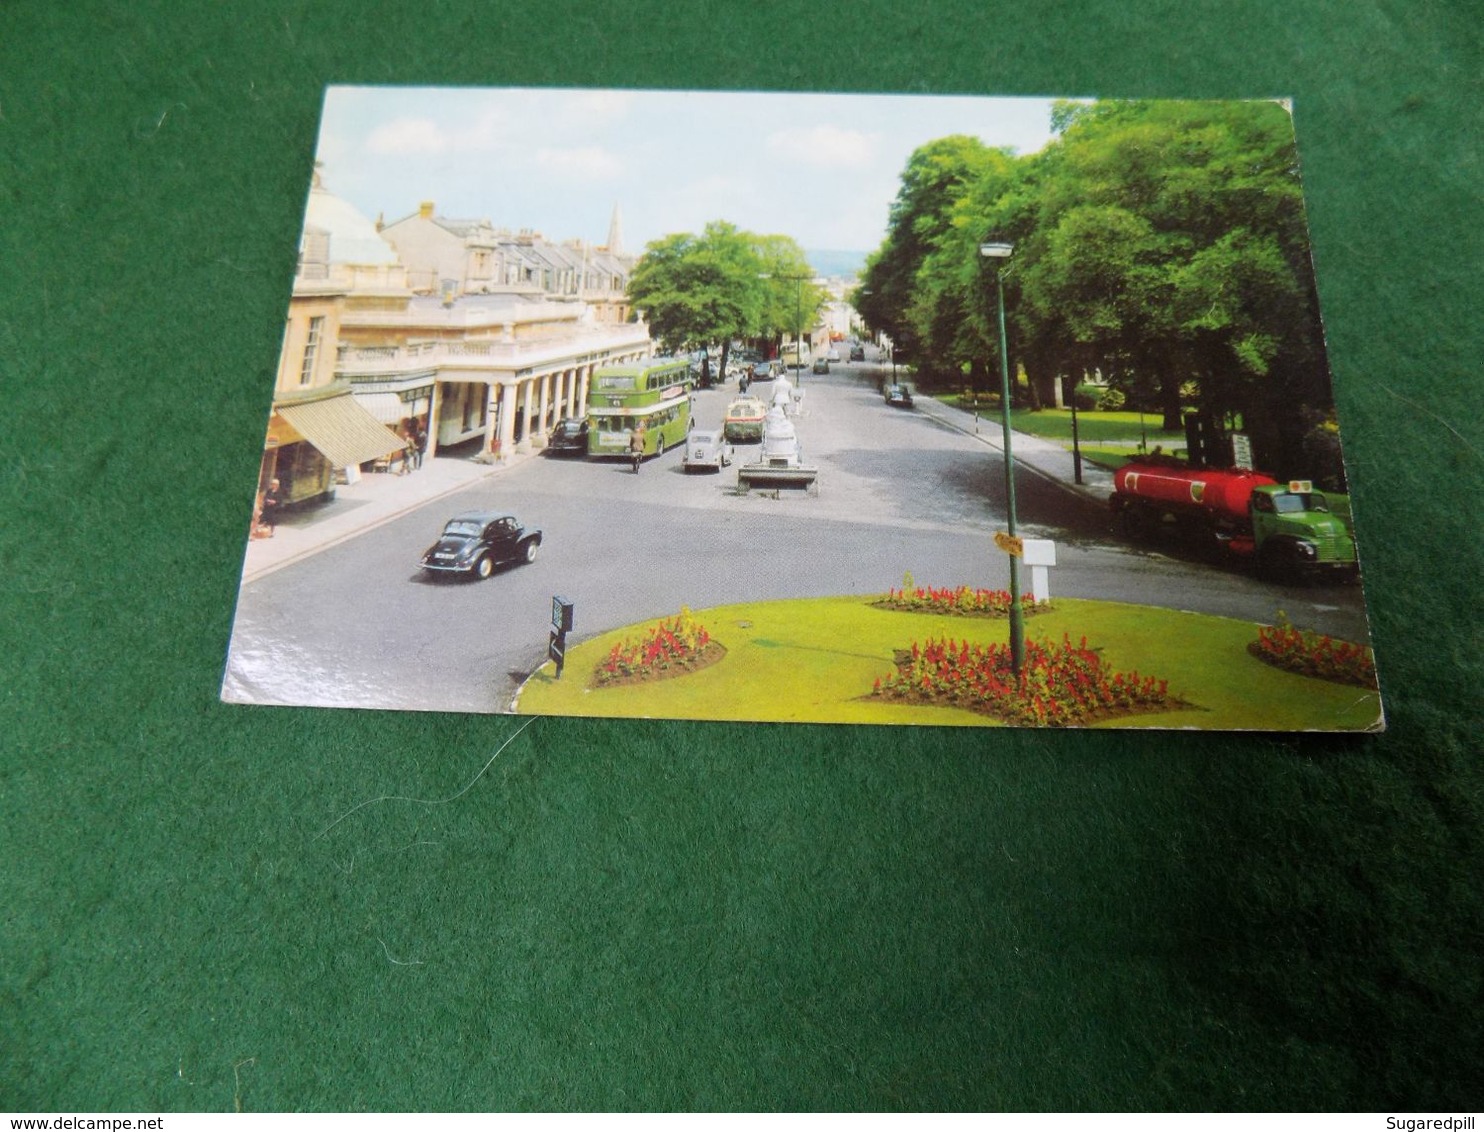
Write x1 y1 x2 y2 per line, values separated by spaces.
980 241 1024 676
793 275 804 385
759 272 810 384
1069 384 1085 485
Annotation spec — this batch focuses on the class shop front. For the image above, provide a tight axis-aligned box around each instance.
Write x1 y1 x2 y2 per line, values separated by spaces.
264 384 407 505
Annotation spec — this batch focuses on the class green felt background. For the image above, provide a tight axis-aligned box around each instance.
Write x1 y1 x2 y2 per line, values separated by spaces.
2 0 1480 1113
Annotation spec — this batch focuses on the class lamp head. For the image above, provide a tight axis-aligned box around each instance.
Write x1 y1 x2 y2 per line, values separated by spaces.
979 242 1014 259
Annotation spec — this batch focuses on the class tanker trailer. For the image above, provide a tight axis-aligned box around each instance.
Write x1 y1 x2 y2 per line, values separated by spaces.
1110 460 1357 579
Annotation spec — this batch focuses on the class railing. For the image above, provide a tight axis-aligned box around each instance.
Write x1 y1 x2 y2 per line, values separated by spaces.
335 326 652 377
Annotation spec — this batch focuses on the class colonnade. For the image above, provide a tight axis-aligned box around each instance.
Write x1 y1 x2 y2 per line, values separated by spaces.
479 348 652 461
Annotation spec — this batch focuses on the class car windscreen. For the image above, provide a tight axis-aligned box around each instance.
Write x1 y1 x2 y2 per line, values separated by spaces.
443 521 483 537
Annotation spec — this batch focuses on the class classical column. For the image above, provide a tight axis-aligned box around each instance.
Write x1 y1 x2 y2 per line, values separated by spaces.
519 378 535 452
537 373 551 445
498 381 517 460
426 382 443 458
482 382 498 455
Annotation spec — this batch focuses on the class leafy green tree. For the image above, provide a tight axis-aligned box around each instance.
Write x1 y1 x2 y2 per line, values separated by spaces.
754 234 826 363
855 135 1000 365
858 99 1335 471
903 146 1023 388
627 221 760 382
628 223 822 382
1019 99 1327 460
913 147 1052 400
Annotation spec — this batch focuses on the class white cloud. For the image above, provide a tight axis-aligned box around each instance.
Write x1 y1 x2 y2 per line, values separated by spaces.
766 124 877 169
366 116 450 156
564 89 636 123
534 146 623 180
365 107 511 156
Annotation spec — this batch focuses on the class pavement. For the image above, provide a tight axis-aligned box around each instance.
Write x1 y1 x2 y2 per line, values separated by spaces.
237 379 1113 585
240 449 520 583
907 391 1116 510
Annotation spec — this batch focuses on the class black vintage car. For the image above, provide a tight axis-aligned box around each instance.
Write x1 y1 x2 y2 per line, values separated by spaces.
884 383 914 408
545 417 590 456
419 511 542 579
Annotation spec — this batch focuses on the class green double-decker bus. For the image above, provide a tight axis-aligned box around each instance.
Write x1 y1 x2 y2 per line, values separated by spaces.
586 358 693 459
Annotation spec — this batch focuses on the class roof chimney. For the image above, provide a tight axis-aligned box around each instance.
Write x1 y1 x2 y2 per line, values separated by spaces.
419 201 435 219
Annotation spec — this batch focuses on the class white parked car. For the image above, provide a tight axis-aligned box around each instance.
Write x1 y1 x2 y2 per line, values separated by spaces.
681 428 734 473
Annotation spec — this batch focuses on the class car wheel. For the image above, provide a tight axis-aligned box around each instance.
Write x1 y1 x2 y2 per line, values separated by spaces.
523 539 539 564
474 555 494 580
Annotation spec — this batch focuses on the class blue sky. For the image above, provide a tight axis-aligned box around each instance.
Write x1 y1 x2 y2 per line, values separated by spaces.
313 87 1065 254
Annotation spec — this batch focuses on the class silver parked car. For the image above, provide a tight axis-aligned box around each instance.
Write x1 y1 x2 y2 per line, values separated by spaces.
681 428 734 473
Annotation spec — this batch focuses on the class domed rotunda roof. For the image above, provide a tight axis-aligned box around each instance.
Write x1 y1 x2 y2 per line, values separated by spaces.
302 166 399 266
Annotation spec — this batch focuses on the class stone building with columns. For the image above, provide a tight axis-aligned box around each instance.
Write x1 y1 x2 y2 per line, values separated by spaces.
288 173 653 467
336 293 651 461
260 181 410 508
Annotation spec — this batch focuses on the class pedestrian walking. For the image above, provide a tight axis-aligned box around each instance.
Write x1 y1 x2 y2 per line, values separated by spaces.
629 423 645 474
260 478 283 537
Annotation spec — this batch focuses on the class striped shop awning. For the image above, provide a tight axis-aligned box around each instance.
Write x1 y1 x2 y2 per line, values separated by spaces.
275 392 407 468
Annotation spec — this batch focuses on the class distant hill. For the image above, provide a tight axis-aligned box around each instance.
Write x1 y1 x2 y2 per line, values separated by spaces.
806 249 868 280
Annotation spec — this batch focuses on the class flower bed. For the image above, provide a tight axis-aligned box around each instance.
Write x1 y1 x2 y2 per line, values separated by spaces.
874 584 1047 618
870 634 1185 727
592 609 725 688
1248 614 1377 687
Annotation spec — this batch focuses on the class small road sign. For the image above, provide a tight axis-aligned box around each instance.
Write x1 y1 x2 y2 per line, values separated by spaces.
994 532 1024 557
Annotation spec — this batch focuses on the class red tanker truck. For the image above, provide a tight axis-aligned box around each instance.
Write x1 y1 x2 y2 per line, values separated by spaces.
1110 458 1357 579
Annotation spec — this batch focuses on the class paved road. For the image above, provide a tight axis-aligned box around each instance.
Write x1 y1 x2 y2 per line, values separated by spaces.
223 360 1369 713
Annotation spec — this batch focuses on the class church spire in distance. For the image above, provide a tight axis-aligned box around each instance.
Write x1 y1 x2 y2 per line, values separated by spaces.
605 203 624 255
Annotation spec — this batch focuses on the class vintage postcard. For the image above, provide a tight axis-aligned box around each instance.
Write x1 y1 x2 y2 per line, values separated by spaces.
221 86 1381 730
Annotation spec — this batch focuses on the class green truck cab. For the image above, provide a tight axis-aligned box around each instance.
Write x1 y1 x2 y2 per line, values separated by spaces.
1247 481 1356 577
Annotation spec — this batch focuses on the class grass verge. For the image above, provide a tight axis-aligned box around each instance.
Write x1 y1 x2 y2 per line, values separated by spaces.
517 595 1381 730
927 399 1184 446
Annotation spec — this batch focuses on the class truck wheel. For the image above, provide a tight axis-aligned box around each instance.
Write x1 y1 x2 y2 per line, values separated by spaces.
1258 540 1308 584
1120 507 1153 541
1195 528 1227 562
654 438 664 458
523 539 539 564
